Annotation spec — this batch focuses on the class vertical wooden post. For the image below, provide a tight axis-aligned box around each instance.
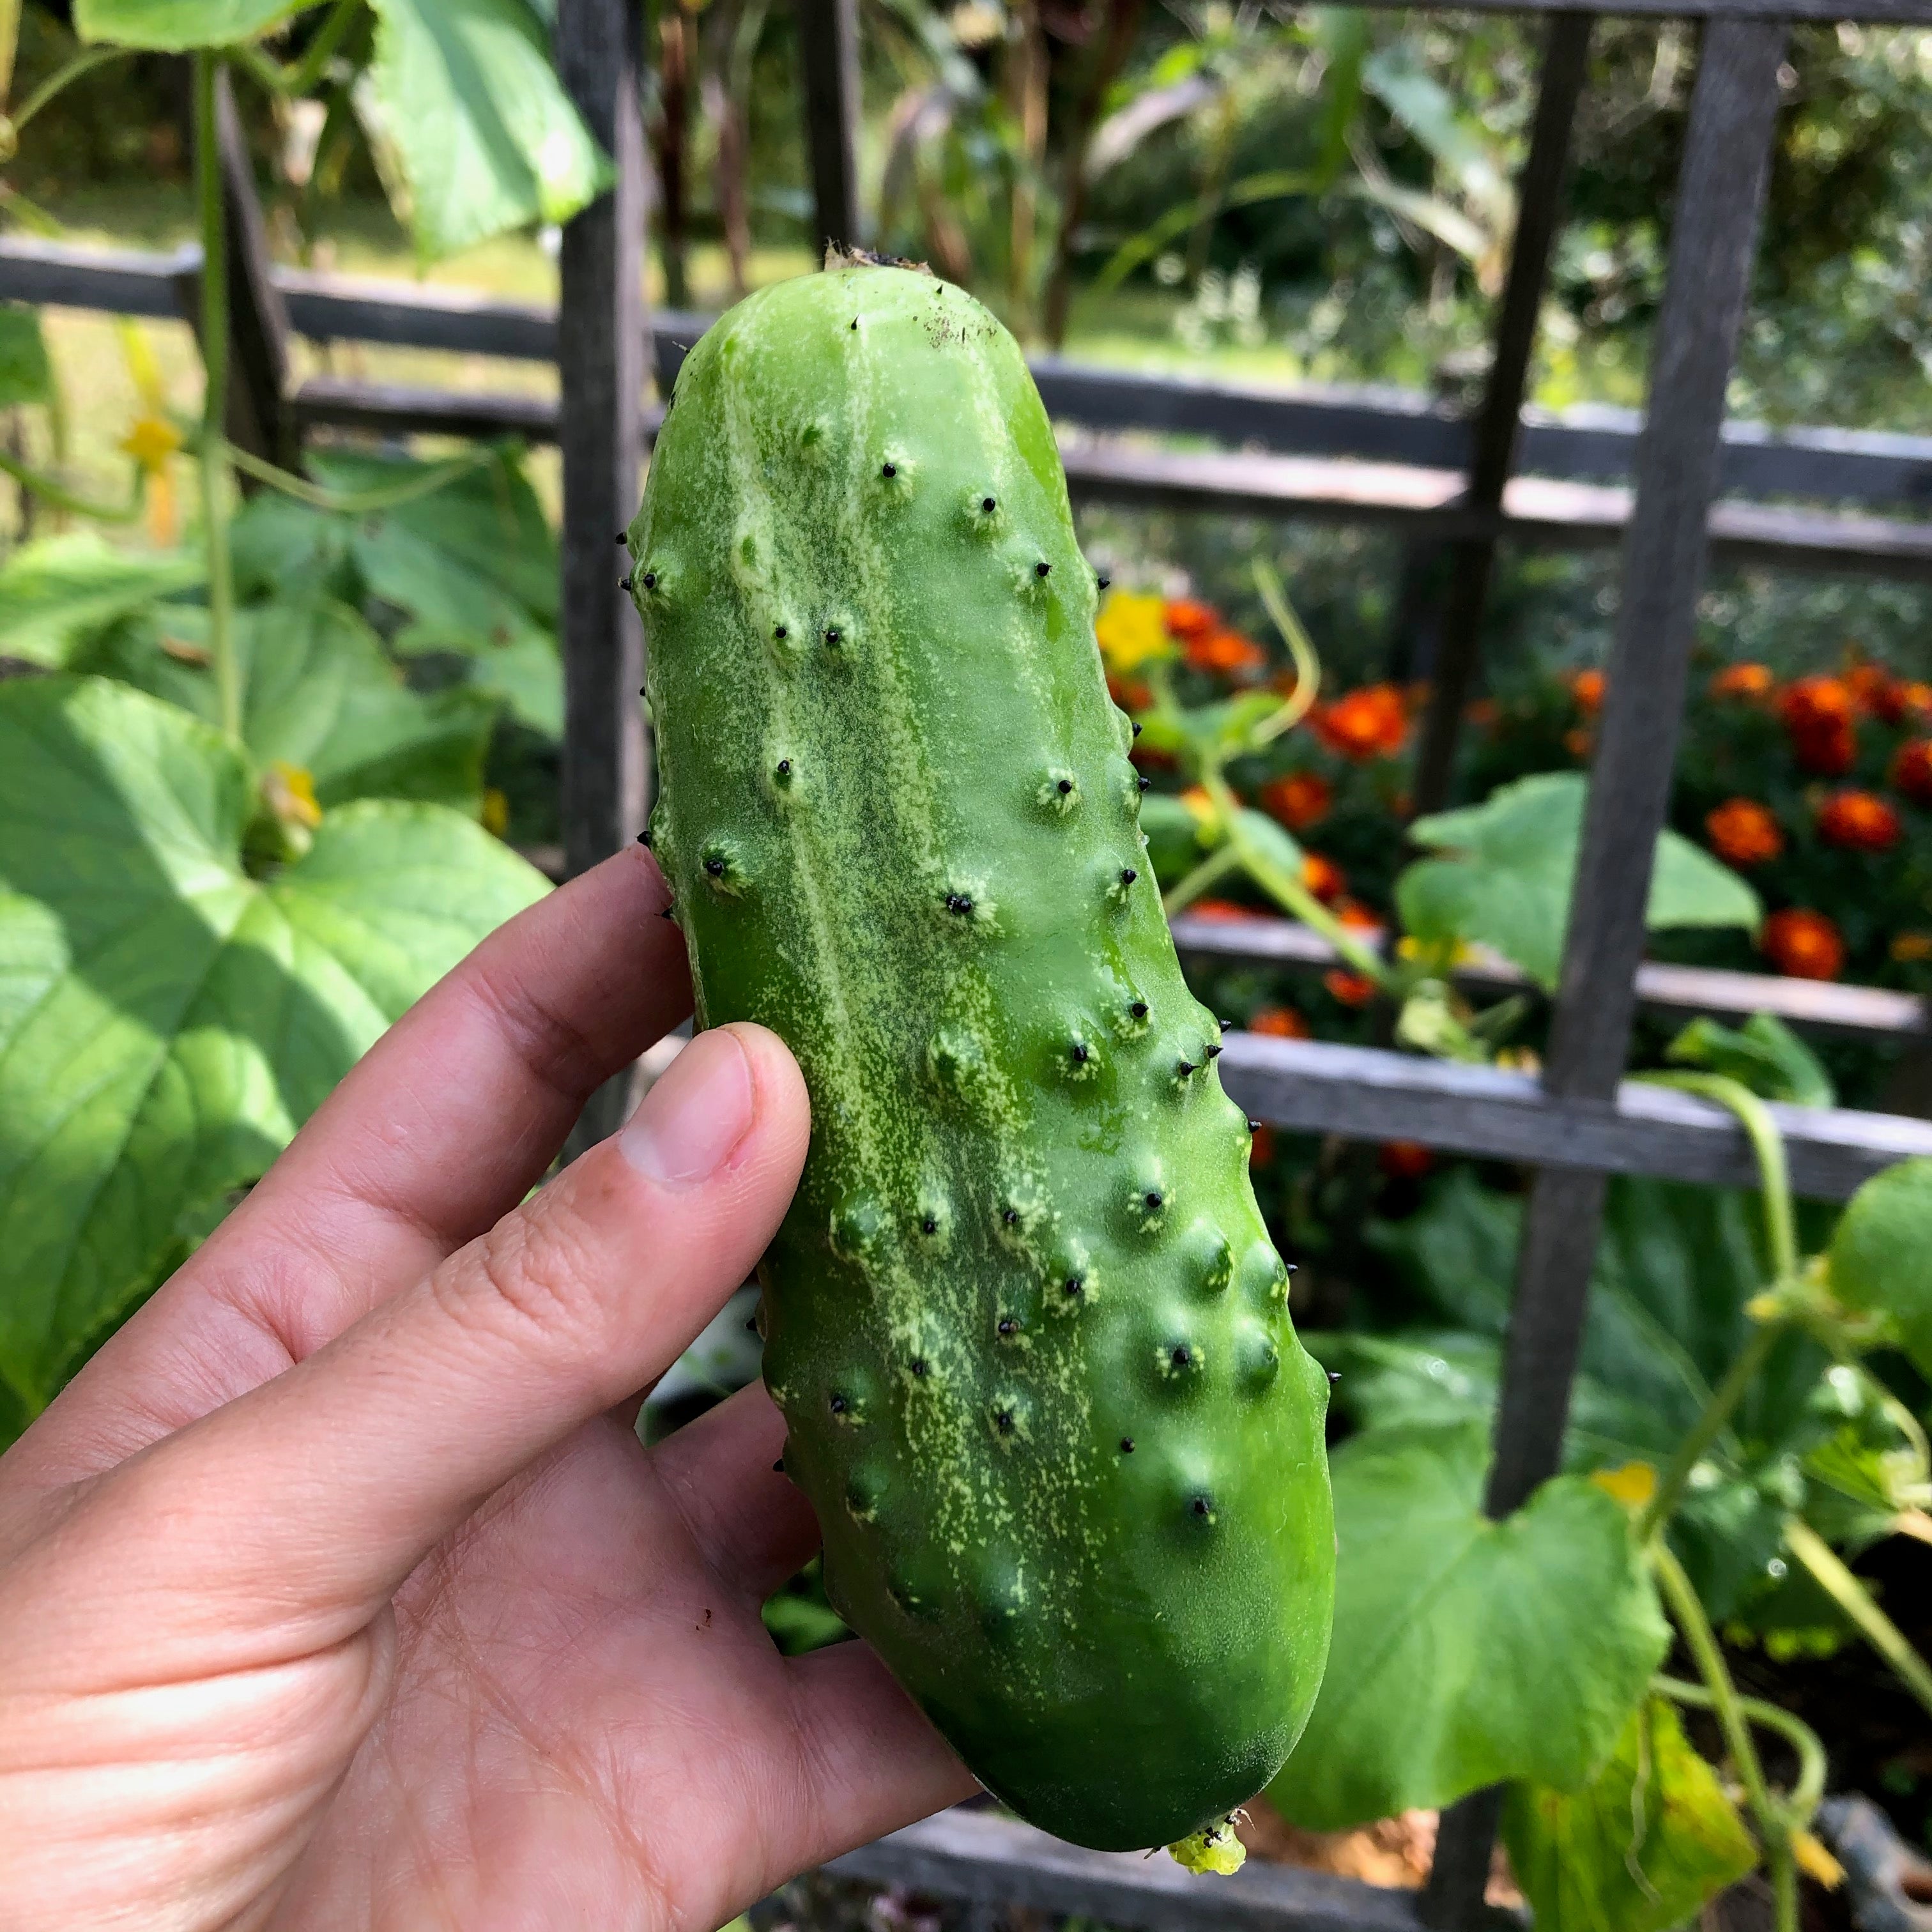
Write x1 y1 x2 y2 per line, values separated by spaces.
1409 12 1593 815
797 0 861 256
557 0 651 1151
1423 22 1788 1926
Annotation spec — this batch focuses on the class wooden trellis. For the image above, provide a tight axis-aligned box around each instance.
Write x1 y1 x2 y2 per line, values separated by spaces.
7 0 1932 1922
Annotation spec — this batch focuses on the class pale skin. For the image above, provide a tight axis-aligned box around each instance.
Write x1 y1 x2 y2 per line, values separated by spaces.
0 845 975 1932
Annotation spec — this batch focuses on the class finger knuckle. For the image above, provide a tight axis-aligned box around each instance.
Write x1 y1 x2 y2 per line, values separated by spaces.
438 1198 608 1354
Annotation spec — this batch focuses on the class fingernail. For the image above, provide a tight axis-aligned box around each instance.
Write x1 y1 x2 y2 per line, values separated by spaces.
620 1028 756 1183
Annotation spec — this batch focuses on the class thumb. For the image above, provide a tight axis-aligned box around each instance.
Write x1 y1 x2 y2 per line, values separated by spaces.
36 1025 809 1673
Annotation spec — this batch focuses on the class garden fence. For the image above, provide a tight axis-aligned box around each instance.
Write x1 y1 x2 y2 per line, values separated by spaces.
9 0 1932 1924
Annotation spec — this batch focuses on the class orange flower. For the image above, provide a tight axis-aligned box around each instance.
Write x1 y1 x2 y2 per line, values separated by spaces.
1186 896 1262 923
1816 789 1903 853
1903 682 1932 723
1778 675 1859 775
1563 728 1593 759
1249 1122 1277 1168
1163 598 1218 644
1248 1006 1310 1039
1334 898 1382 933
1378 1140 1435 1181
1186 629 1268 677
1568 668 1606 715
1301 852 1347 904
1710 662 1774 702
1892 740 1932 807
1705 798 1783 868
1312 684 1409 762
1261 772 1332 832
1107 674 1151 712
1323 969 1378 1008
1761 908 1845 981
1846 662 1911 724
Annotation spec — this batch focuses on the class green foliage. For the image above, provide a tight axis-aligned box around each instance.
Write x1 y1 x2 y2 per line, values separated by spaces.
365 0 613 261
1666 1014 1836 1109
1501 1697 1758 1932
1399 773 1761 990
1268 1421 1669 1830
73 599 500 814
74 0 312 50
0 533 204 670
0 676 547 1422
1828 1158 1932 1379
0 305 54 409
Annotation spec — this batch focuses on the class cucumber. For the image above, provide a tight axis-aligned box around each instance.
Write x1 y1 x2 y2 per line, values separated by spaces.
629 263 1333 1853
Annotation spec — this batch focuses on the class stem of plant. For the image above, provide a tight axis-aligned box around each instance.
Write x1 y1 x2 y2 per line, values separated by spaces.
1638 1319 1782 1543
1653 1540 1797 1932
1652 1674 1827 1824
1785 1515 1932 1722
1161 842 1241 918
194 53 240 746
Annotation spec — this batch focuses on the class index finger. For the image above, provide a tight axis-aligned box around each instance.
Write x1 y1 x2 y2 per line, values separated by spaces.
16 845 691 1487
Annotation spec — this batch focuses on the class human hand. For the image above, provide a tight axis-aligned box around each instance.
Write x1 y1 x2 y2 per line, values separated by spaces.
0 847 973 1931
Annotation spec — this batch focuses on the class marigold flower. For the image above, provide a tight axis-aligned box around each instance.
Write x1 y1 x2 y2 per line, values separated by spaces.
1334 898 1382 932
1095 591 1173 675
1816 789 1903 853
1790 723 1855 778
1186 896 1262 922
1260 772 1332 831
1568 669 1606 715
1378 1140 1435 1181
1903 682 1932 722
1705 798 1783 868
1780 675 1855 733
1249 1123 1277 1167
1563 728 1593 760
1761 908 1845 981
1323 969 1378 1007
1312 684 1408 762
1846 661 1910 724
1710 662 1774 702
1892 739 1932 807
1301 852 1347 904
1186 628 1268 677
1162 598 1218 643
1106 673 1152 712
1248 1006 1310 1039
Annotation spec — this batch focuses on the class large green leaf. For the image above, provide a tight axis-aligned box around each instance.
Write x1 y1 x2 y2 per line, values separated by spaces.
0 304 54 408
1266 1422 1669 1829
0 676 548 1416
1829 1158 1932 1379
1502 1698 1756 1932
1666 1013 1835 1109
1348 1170 1843 1623
365 0 613 261
75 0 312 48
1399 773 1760 989
76 599 500 813
0 533 204 670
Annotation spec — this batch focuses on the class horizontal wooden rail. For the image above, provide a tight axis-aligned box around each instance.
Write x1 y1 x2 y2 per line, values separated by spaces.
1219 1033 1932 1199
823 1805 1423 1932
8 237 1932 510
1168 910 1930 1042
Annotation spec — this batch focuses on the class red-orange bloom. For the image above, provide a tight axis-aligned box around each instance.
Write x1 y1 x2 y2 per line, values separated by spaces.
1248 1005 1310 1039
1892 740 1932 808
1323 969 1379 1008
1379 1140 1436 1181
1705 798 1784 868
1334 898 1382 933
1301 852 1347 905
1261 772 1333 832
1186 896 1262 923
1312 684 1409 762
1107 674 1151 712
1846 662 1912 724
1761 908 1846 981
1816 789 1903 853
1186 628 1268 676
1903 682 1932 723
1568 669 1606 715
1250 1122 1277 1168
1781 675 1855 734
1163 598 1218 643
1710 662 1775 702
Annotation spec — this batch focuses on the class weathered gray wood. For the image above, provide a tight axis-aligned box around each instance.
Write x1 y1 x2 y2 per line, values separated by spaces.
15 234 1932 507
291 374 565 441
797 0 861 254
1216 1034 1932 1200
556 0 650 1151
1411 12 1591 813
1489 15 1788 1521
822 1806 1422 1932
1169 912 1929 1042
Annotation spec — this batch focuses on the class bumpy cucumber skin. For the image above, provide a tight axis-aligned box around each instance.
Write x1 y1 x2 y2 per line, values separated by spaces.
629 266 1333 1852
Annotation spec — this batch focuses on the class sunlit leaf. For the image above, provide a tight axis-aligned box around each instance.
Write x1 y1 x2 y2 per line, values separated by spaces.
1266 1421 1669 1829
75 0 312 47
0 533 203 670
1829 1158 1932 1379
0 303 54 408
1666 1013 1835 1109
